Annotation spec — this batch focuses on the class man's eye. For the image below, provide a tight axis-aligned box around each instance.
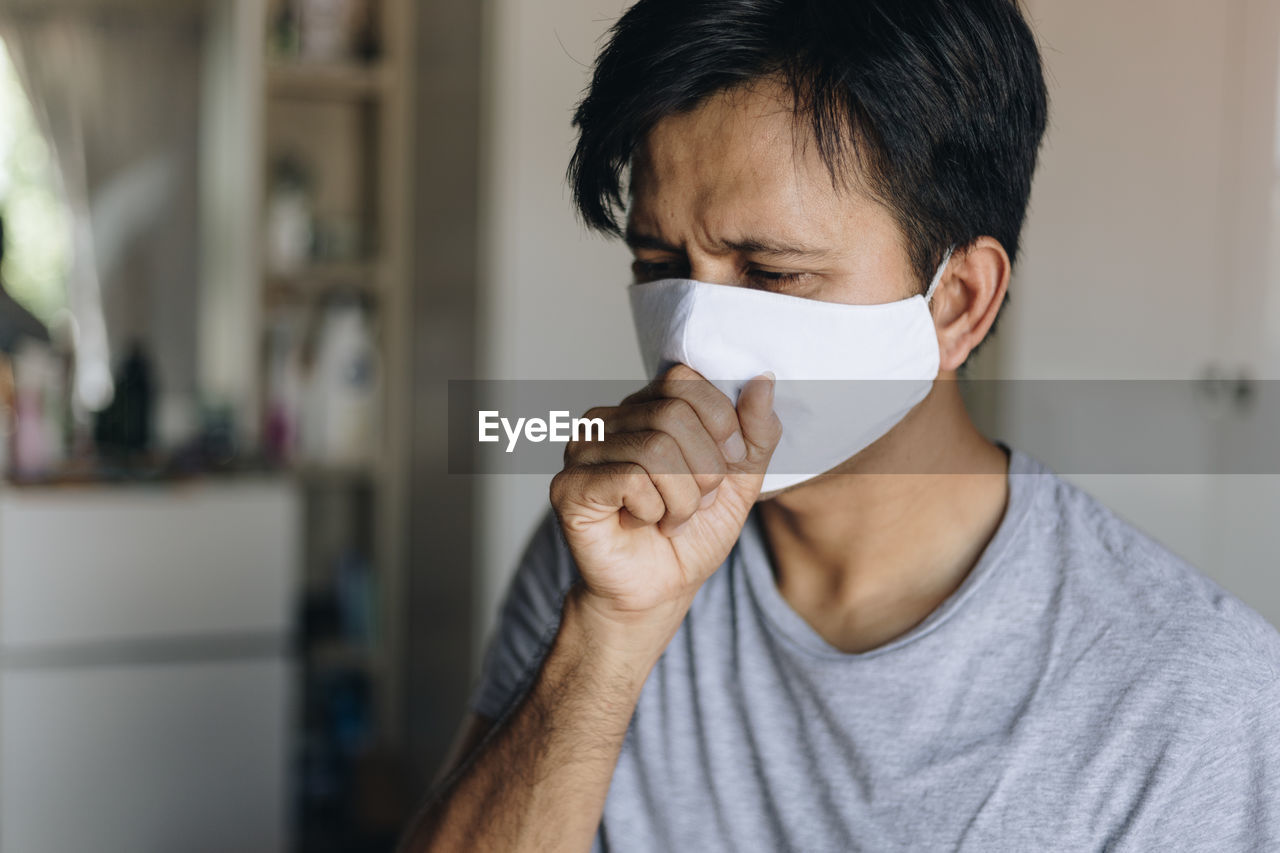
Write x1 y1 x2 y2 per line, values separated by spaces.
747 268 806 288
631 260 687 282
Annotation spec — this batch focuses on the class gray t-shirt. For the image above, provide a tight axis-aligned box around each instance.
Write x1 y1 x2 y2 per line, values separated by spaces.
471 449 1280 851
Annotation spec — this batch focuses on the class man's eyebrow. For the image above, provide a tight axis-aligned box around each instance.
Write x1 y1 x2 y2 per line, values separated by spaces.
718 236 833 261
623 228 679 253
624 228 832 261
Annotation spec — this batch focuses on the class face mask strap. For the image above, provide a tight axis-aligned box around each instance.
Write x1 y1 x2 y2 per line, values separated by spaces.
924 247 955 304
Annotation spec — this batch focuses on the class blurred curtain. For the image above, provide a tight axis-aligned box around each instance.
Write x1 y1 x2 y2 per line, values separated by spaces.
0 9 199 412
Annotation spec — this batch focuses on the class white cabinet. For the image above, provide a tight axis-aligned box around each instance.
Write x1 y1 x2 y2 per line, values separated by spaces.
0 483 296 647
0 479 299 853
1 660 289 853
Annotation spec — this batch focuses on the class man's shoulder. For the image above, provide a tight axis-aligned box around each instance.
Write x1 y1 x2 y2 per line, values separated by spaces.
1017 454 1280 727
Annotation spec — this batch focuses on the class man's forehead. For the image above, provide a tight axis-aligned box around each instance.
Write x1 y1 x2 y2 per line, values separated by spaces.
650 80 797 147
627 94 879 255
635 82 821 183
628 81 873 227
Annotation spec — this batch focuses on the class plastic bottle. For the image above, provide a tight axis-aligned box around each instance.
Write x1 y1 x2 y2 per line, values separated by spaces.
304 297 379 467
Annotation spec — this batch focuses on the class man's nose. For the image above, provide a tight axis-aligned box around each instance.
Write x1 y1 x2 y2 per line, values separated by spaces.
686 253 746 288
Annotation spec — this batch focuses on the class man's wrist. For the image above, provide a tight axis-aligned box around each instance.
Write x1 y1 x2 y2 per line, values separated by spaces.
553 583 690 700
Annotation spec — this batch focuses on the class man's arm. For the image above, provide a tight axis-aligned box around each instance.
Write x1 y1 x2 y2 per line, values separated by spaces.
400 368 780 851
397 585 681 852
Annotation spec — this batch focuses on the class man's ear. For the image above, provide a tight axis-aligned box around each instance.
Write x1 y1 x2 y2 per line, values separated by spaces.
930 237 1010 371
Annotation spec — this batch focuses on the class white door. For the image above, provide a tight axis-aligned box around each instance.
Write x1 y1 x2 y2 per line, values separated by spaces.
1005 0 1280 624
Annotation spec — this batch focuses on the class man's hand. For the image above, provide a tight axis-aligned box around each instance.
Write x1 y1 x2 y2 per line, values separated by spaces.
551 364 782 632
400 367 779 853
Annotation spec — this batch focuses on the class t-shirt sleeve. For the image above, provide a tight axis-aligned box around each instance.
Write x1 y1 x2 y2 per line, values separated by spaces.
1116 676 1280 851
468 508 579 721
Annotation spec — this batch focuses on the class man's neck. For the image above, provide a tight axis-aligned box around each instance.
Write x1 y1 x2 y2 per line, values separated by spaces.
756 382 1010 654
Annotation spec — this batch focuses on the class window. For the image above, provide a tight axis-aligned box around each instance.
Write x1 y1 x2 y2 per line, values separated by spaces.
0 37 70 327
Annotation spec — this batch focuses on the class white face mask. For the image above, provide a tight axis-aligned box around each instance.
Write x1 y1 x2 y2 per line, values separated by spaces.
628 251 951 494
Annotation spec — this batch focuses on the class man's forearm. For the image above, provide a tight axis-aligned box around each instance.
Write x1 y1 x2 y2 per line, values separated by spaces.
400 584 685 852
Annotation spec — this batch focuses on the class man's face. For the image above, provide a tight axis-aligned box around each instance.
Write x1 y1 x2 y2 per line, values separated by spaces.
626 77 919 306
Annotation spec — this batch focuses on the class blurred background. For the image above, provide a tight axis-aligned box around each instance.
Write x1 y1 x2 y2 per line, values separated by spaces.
0 0 1275 851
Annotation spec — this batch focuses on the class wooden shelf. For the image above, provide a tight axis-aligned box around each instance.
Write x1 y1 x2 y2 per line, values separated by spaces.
308 640 379 672
264 262 383 303
266 61 393 101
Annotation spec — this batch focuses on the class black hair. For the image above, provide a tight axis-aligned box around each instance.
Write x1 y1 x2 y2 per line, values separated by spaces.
569 0 1048 295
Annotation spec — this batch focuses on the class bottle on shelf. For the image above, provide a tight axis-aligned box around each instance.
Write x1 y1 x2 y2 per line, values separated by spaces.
300 295 380 470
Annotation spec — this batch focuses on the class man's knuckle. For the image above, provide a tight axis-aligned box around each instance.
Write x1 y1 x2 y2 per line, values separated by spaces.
662 364 695 382
563 442 582 466
651 396 692 426
639 429 678 461
616 461 651 486
549 469 573 503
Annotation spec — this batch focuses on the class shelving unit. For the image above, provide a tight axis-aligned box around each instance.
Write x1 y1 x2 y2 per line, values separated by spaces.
196 0 415 846
265 60 394 99
263 266 384 311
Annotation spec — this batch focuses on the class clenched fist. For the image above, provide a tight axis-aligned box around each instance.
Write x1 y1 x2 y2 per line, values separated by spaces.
551 364 783 629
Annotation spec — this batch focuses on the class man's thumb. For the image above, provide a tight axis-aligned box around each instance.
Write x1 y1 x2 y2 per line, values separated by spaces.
734 372 782 473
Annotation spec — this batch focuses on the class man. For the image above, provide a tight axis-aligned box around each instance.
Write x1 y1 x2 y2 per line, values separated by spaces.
403 0 1280 850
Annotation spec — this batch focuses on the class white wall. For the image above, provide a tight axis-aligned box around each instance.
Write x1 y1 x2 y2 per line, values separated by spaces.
1009 0 1280 381
475 0 636 655
1007 0 1280 623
